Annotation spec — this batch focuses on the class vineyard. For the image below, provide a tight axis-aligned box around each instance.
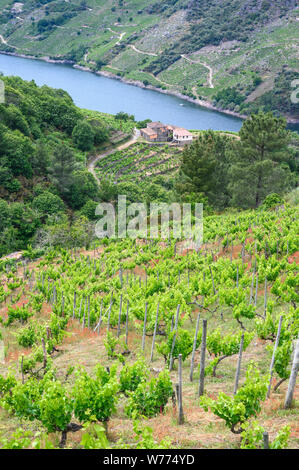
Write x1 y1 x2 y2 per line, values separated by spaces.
0 201 298 449
95 142 182 185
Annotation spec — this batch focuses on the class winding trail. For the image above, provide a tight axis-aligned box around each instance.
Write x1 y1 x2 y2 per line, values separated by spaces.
0 34 18 49
181 54 214 89
125 46 214 89
87 128 140 183
129 44 158 57
107 28 126 45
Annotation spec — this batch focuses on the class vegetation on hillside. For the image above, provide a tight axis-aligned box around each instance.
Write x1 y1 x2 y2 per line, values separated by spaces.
0 199 298 448
0 75 134 257
0 0 298 120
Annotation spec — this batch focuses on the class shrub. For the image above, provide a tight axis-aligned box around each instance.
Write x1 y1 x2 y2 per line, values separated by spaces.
32 191 65 216
72 120 95 151
5 305 32 326
119 359 149 394
200 363 268 434
126 370 173 418
262 193 284 209
72 365 119 423
17 324 37 348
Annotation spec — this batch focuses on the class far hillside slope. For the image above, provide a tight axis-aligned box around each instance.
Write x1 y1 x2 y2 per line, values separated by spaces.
0 1 298 121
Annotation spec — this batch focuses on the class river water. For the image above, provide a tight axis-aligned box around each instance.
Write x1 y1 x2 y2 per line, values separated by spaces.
0 53 244 131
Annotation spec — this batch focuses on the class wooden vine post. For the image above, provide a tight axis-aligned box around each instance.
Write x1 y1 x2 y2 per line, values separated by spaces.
254 273 259 307
107 293 113 334
117 294 123 338
125 300 129 347
150 302 159 362
87 295 90 329
178 354 184 425
190 313 200 382
141 302 148 352
169 304 181 371
284 334 299 409
72 292 76 319
198 319 207 397
97 299 103 335
263 277 268 318
263 432 270 449
41 337 47 371
233 333 244 395
267 315 283 398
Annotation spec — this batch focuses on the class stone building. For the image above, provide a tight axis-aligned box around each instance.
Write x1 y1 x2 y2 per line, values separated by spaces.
140 121 193 145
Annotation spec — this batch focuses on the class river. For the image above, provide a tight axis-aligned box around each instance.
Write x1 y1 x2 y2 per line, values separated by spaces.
0 53 243 132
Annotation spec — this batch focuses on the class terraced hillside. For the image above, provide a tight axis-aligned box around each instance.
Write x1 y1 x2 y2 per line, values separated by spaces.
95 142 182 183
0 1 298 121
0 200 298 449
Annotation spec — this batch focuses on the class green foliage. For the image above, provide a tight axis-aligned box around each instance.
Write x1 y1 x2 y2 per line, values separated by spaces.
39 380 73 432
126 369 173 418
262 193 285 210
80 200 99 220
241 421 290 449
32 191 65 216
104 332 120 358
67 170 99 210
119 358 149 393
254 69 299 117
0 75 130 256
4 305 32 326
273 341 293 382
200 363 268 433
72 120 95 151
4 376 42 421
157 328 198 364
17 323 37 348
206 329 253 376
72 365 119 423
214 87 245 109
228 112 294 209
0 429 32 449
176 131 230 210
80 423 109 449
131 419 171 449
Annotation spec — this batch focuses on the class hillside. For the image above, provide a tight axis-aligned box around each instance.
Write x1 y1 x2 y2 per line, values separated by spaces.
0 74 135 257
0 201 298 449
0 1 298 121
0 75 298 260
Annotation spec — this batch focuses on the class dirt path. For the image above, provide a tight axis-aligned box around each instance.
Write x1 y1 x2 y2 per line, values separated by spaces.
181 54 214 89
107 28 126 45
126 47 213 89
0 34 17 49
129 44 158 57
87 128 140 183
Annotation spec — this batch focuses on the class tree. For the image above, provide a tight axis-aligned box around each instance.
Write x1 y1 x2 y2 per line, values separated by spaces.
228 112 294 208
0 128 34 178
67 170 99 210
9 202 40 244
176 131 230 209
32 140 51 176
80 200 99 220
32 191 65 216
47 142 78 199
72 120 95 151
0 199 10 231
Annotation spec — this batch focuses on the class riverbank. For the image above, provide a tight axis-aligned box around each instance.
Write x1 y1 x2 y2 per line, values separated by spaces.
76 65 248 122
0 50 298 125
0 50 245 120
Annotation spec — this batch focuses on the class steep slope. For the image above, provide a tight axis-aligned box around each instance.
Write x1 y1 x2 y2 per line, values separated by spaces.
0 1 298 120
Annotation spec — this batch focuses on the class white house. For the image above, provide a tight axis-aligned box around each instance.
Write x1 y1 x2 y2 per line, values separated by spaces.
172 127 193 145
